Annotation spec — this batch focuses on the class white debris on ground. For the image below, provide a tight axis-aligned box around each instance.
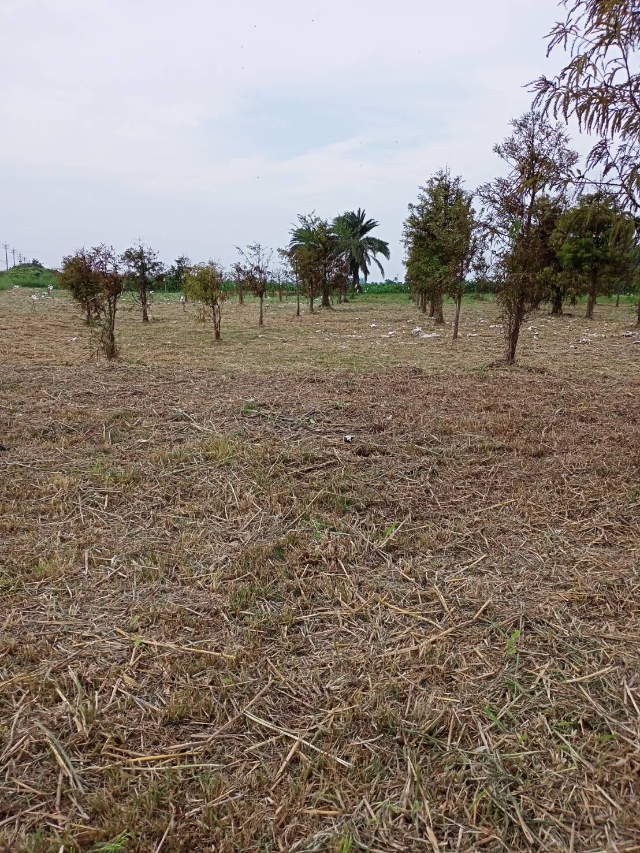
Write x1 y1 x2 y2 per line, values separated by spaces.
419 332 440 339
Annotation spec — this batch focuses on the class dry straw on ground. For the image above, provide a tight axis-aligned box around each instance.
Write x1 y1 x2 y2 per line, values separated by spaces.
1 290 639 852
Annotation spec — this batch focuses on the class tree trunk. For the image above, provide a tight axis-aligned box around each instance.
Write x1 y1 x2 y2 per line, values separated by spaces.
352 269 361 294
321 281 331 308
453 294 462 340
585 279 597 320
105 328 116 359
504 297 525 365
429 292 436 317
278 287 283 302
103 299 118 360
296 277 300 317
570 294 577 308
550 288 563 315
636 296 640 327
141 287 149 323
434 289 445 325
421 292 427 313
615 293 620 308
238 284 244 304
309 288 314 314
259 295 264 327
85 304 92 325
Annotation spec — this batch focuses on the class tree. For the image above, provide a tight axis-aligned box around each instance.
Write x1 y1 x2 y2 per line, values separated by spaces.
165 256 191 293
59 249 103 325
122 242 164 322
278 247 300 316
236 244 272 326
532 0 640 212
554 193 637 318
532 195 568 316
90 245 124 359
289 241 320 313
59 245 123 359
333 208 390 294
478 112 579 364
185 261 226 340
403 170 480 338
289 215 348 309
230 262 246 304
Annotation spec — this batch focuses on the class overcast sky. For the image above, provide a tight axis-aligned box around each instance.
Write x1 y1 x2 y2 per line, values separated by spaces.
2 0 587 277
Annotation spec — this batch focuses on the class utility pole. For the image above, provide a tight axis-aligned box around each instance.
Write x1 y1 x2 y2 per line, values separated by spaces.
11 248 16 267
2 243 8 271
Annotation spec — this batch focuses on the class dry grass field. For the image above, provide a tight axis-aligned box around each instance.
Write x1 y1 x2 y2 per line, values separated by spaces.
1 289 639 853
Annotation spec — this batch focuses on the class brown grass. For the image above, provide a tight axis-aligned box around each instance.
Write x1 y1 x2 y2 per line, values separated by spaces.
1 290 639 852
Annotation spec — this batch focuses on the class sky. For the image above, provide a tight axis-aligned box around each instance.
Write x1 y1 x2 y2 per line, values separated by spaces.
1 0 590 277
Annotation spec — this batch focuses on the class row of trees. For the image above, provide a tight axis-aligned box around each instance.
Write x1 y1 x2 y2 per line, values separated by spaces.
58 210 391 358
404 0 640 363
57 0 640 365
404 113 638 362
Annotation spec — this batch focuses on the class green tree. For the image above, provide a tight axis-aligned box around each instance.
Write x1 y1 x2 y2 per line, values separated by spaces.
403 170 481 338
333 208 390 294
165 256 191 293
185 261 226 340
236 244 272 326
289 215 348 309
121 242 164 322
554 193 636 319
278 247 300 316
59 249 103 325
478 112 579 364
532 0 640 212
531 195 568 316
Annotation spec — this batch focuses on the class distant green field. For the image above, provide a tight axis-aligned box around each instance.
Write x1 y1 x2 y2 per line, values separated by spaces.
0 264 59 290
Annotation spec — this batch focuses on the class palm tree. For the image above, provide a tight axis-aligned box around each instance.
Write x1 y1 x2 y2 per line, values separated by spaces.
333 208 390 293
